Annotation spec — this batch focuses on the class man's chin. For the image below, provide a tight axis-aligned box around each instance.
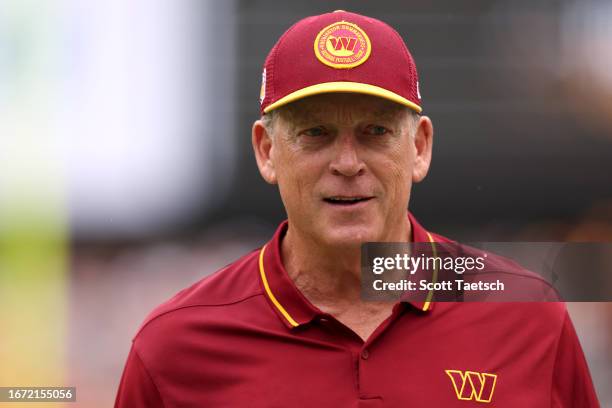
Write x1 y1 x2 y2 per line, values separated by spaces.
319 225 379 248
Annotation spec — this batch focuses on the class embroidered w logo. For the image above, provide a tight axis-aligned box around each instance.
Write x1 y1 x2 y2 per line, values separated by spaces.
445 370 497 403
327 36 357 53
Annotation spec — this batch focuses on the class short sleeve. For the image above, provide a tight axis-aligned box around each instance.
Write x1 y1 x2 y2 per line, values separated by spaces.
114 345 165 408
551 311 600 408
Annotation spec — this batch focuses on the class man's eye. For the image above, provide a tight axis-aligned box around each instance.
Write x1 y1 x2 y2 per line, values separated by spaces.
365 125 389 136
301 127 327 137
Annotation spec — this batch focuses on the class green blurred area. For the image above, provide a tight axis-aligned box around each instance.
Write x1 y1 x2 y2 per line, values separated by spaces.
0 200 68 390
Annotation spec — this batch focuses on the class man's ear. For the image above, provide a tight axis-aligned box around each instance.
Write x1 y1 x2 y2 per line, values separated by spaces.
252 120 277 184
412 115 434 183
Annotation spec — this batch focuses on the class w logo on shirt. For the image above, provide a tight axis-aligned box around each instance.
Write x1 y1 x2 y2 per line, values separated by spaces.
445 370 498 403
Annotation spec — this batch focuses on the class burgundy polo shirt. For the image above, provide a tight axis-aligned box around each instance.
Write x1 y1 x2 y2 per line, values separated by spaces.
115 213 599 407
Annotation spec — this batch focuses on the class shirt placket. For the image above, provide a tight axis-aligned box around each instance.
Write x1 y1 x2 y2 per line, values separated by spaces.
322 303 407 408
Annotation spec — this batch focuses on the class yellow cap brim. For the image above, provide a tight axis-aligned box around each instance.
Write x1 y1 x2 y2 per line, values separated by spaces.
263 81 422 114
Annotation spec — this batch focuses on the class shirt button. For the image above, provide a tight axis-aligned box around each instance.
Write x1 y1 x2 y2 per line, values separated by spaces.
361 349 370 360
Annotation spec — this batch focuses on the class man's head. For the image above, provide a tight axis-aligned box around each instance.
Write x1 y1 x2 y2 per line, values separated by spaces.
252 11 433 248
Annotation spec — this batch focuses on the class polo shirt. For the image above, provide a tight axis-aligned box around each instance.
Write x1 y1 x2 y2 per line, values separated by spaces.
115 213 600 407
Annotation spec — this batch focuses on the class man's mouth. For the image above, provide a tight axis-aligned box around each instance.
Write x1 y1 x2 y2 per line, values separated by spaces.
323 196 374 206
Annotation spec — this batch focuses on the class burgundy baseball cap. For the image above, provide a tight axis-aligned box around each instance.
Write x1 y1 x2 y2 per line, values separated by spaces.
259 10 422 115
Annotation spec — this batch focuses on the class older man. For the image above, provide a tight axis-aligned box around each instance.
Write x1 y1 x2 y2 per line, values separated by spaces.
115 11 599 407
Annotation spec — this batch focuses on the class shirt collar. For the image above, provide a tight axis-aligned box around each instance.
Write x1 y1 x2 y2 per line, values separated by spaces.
258 212 436 330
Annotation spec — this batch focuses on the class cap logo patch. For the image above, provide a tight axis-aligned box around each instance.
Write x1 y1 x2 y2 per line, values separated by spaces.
314 21 371 69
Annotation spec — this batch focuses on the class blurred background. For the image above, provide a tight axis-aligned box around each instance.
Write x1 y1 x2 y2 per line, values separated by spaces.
0 0 611 406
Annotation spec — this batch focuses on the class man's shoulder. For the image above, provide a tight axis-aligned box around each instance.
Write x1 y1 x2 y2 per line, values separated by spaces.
134 247 265 340
429 228 560 302
426 228 570 332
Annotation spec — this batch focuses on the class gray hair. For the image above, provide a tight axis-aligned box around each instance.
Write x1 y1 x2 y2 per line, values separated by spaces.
261 110 276 133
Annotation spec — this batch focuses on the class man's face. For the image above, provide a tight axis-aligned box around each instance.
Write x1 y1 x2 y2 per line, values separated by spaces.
253 93 433 248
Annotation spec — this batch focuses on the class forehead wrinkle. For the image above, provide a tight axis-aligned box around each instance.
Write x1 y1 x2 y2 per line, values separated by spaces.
369 105 407 124
282 103 327 127
279 95 407 128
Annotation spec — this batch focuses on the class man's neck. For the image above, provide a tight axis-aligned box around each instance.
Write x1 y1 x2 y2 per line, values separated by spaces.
279 220 412 340
280 220 412 307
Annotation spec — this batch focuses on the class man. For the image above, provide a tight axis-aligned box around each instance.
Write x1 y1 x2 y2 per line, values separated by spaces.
115 11 599 407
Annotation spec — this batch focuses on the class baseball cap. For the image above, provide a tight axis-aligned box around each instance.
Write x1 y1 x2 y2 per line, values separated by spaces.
259 10 422 115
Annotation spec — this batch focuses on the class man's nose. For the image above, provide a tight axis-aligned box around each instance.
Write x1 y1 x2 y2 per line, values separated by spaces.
329 134 365 177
